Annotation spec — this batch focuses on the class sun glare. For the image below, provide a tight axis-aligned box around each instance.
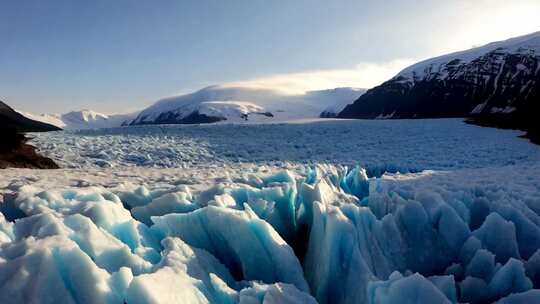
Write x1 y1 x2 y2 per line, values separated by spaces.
459 1 540 49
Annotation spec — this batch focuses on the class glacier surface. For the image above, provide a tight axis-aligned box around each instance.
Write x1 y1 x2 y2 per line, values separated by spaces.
1 119 540 303
27 119 540 169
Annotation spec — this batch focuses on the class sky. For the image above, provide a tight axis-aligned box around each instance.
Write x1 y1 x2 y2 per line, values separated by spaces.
1 0 540 114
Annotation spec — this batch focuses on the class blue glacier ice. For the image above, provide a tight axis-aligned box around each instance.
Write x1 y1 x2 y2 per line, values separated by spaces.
498 290 540 303
0 235 125 304
131 187 198 225
2 162 540 303
150 205 309 292
367 272 452 304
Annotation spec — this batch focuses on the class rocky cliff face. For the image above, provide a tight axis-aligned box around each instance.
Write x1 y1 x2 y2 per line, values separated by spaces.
340 49 539 118
0 130 59 169
338 32 540 142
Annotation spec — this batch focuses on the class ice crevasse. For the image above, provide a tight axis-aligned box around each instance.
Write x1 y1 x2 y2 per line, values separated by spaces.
1 163 540 303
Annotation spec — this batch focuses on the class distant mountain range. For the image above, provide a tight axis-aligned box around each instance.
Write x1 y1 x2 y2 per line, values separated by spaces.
19 86 363 128
130 85 364 125
20 110 138 130
338 31 540 142
10 31 540 142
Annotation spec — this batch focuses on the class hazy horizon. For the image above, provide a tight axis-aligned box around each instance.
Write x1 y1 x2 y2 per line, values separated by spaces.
2 0 540 114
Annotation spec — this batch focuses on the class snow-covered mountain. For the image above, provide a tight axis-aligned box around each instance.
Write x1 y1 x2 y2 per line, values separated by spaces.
21 110 138 130
339 31 540 141
131 85 364 125
19 86 363 129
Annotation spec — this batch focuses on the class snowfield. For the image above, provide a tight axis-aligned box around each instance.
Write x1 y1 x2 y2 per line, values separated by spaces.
1 119 540 304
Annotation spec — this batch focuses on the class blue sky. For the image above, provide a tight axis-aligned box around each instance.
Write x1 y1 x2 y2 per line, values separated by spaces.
1 0 540 113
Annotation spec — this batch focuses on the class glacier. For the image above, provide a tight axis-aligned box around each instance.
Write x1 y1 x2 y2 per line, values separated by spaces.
1 119 540 303
2 162 540 303
26 119 540 169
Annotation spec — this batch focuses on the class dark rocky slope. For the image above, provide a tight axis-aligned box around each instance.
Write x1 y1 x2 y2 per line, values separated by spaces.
1 101 61 132
0 101 60 169
338 32 540 143
0 130 59 169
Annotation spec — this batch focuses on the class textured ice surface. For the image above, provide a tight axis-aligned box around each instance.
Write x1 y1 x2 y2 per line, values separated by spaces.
151 206 309 292
1 119 540 303
28 119 540 169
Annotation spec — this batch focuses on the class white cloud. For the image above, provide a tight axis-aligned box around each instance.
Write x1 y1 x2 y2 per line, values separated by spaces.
223 59 415 95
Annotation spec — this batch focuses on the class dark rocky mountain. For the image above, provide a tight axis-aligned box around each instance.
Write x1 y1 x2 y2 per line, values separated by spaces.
338 32 540 143
0 131 59 169
0 100 60 169
1 101 61 132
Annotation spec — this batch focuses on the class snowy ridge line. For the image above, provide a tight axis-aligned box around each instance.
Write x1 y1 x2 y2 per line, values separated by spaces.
1 163 540 303
396 31 540 80
338 31 540 129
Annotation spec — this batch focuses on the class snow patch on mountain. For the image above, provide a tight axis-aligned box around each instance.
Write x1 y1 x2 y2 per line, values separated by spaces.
197 101 272 121
397 31 540 81
62 110 109 125
19 112 66 128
